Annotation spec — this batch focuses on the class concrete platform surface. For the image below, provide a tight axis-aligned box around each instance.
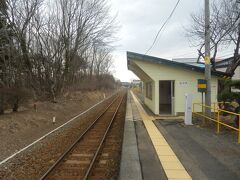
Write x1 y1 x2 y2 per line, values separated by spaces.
131 91 192 180
131 91 240 180
119 93 142 180
155 119 240 180
131 95 167 180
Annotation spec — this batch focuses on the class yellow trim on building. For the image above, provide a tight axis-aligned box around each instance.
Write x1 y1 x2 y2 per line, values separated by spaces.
131 91 192 180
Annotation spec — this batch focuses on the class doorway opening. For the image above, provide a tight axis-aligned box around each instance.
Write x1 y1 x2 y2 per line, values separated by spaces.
159 80 174 115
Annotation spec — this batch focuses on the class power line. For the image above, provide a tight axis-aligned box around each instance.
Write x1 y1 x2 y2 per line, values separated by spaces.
145 0 181 55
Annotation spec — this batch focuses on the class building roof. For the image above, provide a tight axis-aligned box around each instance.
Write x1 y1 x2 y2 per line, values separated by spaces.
127 51 230 78
215 56 234 68
172 58 198 63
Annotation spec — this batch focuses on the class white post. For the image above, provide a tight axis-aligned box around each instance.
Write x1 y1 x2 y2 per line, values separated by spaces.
53 116 56 124
184 93 193 125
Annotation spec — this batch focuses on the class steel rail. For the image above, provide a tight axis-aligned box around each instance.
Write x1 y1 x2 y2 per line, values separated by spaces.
83 92 125 180
39 93 122 180
0 90 119 166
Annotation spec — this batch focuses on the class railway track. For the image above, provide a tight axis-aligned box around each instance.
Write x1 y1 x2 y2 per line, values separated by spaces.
40 91 126 180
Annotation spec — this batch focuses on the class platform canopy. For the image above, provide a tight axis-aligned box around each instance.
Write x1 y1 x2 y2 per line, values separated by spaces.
127 51 229 78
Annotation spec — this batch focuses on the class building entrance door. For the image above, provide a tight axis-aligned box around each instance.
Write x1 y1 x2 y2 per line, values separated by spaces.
159 80 174 115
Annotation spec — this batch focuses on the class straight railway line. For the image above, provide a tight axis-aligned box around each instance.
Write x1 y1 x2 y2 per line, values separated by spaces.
40 90 126 180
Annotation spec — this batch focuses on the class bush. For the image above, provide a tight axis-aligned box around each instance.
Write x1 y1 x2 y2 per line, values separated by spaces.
218 92 240 104
218 91 240 127
0 87 31 113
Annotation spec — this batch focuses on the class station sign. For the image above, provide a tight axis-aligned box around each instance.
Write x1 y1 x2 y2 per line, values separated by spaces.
197 79 207 93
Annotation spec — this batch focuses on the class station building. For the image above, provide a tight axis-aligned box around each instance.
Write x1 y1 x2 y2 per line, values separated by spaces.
127 51 226 115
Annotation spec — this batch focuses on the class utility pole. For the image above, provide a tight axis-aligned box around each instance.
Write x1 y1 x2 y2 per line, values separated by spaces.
205 0 211 117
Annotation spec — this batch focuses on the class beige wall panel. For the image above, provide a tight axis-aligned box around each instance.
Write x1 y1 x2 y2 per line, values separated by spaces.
134 60 218 114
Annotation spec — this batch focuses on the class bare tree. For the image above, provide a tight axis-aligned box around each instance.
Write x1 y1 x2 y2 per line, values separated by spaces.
187 0 240 76
0 0 118 112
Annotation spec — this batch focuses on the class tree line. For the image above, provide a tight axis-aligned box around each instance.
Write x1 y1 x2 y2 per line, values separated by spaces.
0 0 118 114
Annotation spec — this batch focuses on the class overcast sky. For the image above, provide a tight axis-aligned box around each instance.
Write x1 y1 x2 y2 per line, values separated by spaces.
108 0 233 82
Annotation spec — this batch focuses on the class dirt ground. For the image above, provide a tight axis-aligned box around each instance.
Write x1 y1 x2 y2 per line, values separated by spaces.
0 90 114 161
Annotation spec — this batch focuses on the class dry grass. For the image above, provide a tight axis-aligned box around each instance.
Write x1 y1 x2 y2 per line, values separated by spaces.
0 89 114 161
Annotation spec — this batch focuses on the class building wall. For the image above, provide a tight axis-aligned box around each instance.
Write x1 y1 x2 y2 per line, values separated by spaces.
143 81 156 112
134 60 218 115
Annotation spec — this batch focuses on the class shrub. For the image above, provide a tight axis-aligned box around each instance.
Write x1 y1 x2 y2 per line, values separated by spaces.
0 87 31 113
218 92 240 103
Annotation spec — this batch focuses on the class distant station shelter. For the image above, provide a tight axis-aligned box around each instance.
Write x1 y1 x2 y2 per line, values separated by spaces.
127 51 226 116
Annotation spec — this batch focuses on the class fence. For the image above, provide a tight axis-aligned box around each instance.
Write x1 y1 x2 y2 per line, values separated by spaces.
193 102 240 144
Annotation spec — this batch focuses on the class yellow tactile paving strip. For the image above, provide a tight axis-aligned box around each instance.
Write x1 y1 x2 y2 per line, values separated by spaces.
130 91 192 180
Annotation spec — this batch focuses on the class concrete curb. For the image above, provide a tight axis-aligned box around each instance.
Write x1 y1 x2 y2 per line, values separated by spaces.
119 92 142 180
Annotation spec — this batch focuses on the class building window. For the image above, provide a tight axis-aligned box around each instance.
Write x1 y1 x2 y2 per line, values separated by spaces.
146 82 152 100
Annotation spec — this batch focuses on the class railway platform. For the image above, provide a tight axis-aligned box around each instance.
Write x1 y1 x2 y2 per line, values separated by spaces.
120 90 240 180
119 93 142 180
120 91 191 180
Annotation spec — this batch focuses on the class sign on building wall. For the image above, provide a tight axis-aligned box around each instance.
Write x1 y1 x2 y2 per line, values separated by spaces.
179 81 188 86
